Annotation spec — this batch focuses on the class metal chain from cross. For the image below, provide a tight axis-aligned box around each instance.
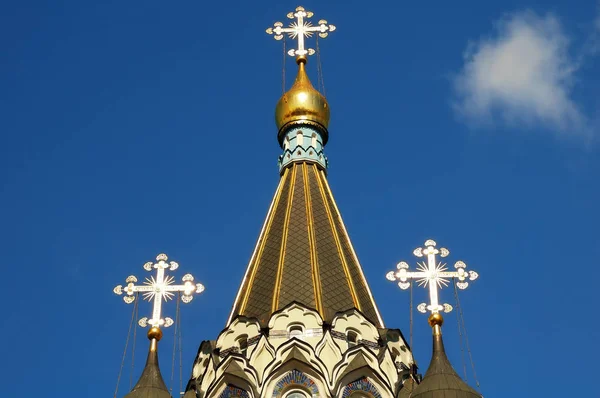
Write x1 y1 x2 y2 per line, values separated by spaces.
386 239 479 315
266 6 336 58
114 253 205 328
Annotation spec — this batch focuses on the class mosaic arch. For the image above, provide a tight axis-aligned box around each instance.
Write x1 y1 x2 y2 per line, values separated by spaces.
341 377 382 398
218 385 250 398
272 369 319 396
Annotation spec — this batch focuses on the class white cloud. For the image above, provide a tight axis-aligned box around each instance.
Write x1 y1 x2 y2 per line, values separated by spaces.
453 11 590 136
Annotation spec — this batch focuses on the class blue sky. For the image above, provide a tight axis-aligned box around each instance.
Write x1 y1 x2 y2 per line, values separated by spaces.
1 1 598 397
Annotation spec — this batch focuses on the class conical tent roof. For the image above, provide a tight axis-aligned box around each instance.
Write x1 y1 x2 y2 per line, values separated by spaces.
227 60 384 329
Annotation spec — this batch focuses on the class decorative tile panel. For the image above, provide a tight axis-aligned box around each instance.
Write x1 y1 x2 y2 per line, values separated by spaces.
272 369 319 396
218 385 250 398
341 378 382 398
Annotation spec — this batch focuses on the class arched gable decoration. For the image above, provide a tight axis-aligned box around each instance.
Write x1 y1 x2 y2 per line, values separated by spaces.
272 370 319 396
341 378 382 398
218 385 250 397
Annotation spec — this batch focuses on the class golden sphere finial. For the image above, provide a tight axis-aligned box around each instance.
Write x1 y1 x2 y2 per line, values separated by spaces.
428 313 444 327
147 326 163 341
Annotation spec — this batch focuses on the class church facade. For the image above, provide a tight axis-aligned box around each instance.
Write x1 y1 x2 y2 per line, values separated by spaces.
121 7 481 398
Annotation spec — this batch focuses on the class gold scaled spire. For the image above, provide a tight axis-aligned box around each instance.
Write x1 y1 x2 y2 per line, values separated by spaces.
275 58 330 132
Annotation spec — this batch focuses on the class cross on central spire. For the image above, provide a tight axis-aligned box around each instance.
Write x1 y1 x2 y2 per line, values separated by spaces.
266 6 336 58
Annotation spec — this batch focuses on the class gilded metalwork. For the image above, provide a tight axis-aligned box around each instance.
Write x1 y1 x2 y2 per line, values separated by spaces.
147 326 163 341
275 60 330 131
303 163 324 315
229 163 385 328
230 167 289 322
313 164 360 311
272 165 297 313
239 167 290 316
428 313 444 328
320 168 385 327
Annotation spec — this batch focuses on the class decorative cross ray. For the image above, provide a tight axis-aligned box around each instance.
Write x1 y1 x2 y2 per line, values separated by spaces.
386 240 479 315
266 6 336 57
114 253 205 328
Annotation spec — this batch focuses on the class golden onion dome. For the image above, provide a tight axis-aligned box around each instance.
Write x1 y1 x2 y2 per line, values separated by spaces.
275 58 330 132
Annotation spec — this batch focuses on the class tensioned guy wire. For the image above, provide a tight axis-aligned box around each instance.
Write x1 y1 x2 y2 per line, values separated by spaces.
114 294 139 398
453 279 481 391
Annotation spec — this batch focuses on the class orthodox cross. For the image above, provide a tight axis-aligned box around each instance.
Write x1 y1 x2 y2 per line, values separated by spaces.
114 253 205 328
266 6 336 57
386 240 479 314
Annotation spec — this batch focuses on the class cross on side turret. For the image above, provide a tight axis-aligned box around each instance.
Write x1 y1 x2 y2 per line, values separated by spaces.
387 239 479 314
114 253 205 328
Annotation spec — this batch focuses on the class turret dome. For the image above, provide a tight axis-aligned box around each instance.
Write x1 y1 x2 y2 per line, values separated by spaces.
275 57 330 134
411 319 481 398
